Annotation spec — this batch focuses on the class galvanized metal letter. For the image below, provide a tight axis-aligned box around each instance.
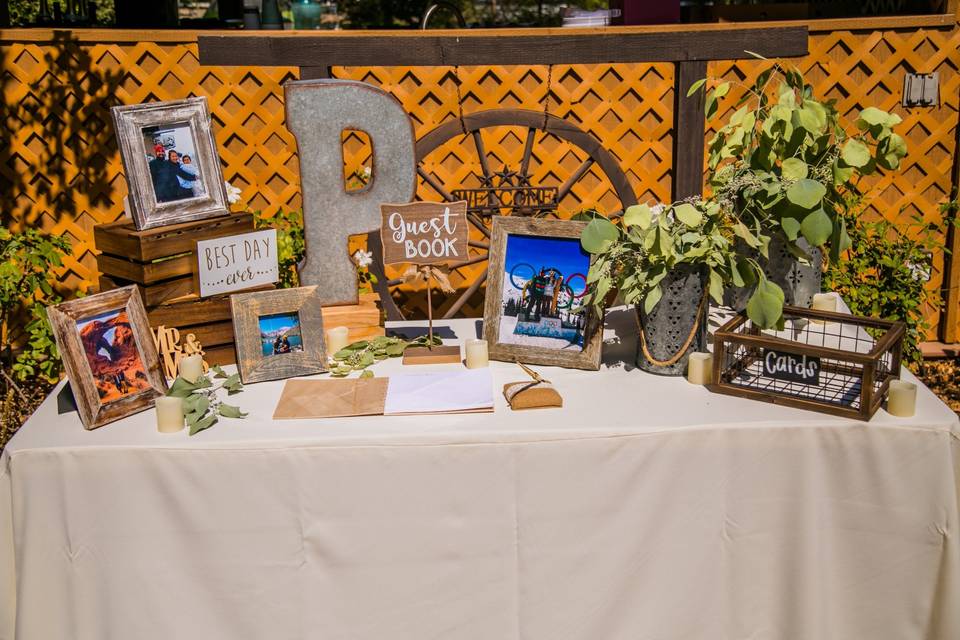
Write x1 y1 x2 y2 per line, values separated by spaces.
285 79 416 304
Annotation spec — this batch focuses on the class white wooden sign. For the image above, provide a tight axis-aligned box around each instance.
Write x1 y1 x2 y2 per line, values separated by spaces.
195 229 279 297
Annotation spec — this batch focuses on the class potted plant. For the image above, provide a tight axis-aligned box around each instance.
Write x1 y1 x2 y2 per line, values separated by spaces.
580 199 785 373
698 62 907 307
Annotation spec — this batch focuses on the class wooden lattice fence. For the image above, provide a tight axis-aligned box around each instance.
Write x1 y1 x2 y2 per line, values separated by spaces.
2 23 958 336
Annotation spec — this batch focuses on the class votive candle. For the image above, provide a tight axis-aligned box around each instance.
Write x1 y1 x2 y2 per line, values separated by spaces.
464 339 489 369
179 354 204 383
687 352 713 385
887 379 917 418
326 326 350 356
155 396 185 433
811 292 837 324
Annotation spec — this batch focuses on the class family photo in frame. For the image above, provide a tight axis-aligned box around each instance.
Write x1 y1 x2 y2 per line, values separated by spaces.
483 216 603 371
111 97 229 230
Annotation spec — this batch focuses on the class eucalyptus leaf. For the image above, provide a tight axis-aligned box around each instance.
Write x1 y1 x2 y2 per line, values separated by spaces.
708 269 724 303
673 203 703 228
781 216 801 241
785 179 826 209
385 343 406 357
780 158 808 180
188 413 218 436
800 208 833 246
580 217 620 254
166 376 198 398
841 138 871 168
359 370 375 379
211 364 229 379
643 284 663 314
623 204 653 230
217 403 248 418
746 279 785 329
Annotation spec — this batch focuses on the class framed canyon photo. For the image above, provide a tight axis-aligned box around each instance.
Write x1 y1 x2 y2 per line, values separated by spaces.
111 97 230 230
47 286 167 429
483 216 603 371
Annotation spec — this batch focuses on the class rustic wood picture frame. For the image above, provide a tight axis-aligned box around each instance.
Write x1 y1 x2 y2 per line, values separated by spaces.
47 286 167 429
111 97 230 230
482 216 602 371
230 286 328 384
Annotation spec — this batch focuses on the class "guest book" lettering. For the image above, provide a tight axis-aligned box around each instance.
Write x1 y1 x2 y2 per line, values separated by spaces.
379 201 468 265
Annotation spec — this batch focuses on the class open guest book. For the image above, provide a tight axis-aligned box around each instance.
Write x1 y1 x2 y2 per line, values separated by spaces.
272 369 495 419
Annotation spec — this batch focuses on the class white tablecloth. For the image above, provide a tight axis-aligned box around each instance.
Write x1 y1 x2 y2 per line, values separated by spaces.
2 312 958 640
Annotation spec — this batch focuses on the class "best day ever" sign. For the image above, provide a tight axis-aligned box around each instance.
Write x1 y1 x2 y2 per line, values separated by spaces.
195 228 279 297
379 201 469 265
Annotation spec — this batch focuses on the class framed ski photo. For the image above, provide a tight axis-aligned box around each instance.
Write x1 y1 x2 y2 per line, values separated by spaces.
483 216 602 370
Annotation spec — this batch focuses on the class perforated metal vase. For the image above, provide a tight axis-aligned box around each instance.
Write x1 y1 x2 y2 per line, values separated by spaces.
724 235 824 310
636 265 708 376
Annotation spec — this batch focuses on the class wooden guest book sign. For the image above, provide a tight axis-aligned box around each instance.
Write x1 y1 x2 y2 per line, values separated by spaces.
379 200 468 365
379 201 468 264
195 229 279 297
762 348 821 386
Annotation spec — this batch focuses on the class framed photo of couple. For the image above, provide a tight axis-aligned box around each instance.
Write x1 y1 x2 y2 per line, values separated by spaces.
483 216 603 371
111 97 229 230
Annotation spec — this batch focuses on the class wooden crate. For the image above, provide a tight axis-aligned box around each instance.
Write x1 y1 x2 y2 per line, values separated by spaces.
94 213 256 306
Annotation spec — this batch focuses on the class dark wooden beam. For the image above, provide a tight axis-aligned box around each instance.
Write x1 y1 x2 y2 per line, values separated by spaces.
199 26 807 68
672 59 708 201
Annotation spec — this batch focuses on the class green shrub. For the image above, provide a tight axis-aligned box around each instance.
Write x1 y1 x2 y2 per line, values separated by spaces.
0 226 71 382
253 210 305 288
823 200 954 369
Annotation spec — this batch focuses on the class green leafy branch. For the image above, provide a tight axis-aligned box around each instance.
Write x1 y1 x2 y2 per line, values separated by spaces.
580 199 787 328
694 61 907 264
329 335 443 377
165 365 247 435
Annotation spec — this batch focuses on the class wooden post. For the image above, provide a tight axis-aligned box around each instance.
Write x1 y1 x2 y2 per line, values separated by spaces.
672 59 708 201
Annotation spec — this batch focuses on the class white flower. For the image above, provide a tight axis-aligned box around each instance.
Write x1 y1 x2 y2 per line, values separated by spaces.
362 166 372 178
353 249 373 268
905 258 931 283
225 181 242 205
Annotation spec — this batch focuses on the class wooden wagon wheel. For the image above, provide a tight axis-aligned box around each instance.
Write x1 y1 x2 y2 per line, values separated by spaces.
370 108 638 321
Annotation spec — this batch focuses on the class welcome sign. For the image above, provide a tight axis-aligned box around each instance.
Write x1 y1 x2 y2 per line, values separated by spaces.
195 229 279 297
379 201 469 265
762 348 821 386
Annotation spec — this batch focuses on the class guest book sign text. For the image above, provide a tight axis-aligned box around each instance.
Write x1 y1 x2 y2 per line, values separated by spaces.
379 201 468 265
196 229 279 297
762 348 821 385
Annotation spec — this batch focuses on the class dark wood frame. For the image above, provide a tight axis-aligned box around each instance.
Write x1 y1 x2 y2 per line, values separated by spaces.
482 216 602 370
230 286 328 384
111 96 230 230
47 286 167 429
708 306 906 421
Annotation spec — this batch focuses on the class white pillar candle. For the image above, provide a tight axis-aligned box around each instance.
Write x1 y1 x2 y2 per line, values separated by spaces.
887 379 917 418
811 293 837 324
687 352 713 385
178 354 204 383
326 326 350 356
464 339 489 369
155 396 185 433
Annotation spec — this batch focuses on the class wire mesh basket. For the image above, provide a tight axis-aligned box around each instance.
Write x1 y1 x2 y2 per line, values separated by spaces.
709 305 905 420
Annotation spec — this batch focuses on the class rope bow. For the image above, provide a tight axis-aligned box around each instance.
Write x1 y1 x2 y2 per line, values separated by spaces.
401 264 456 294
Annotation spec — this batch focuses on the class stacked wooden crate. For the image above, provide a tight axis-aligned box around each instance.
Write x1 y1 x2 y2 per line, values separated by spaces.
95 213 384 366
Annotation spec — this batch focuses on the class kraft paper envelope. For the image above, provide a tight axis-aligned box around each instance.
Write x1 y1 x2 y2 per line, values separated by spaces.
272 378 390 419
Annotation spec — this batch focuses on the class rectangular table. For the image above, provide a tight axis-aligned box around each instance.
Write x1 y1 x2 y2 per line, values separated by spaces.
2 313 958 640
